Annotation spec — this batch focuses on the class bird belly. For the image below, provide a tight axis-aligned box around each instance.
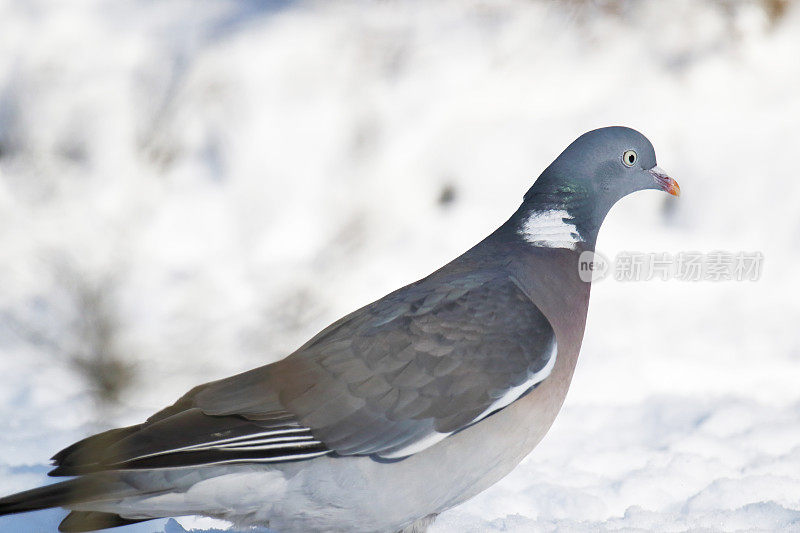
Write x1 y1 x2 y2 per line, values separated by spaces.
72 344 580 533
243 345 580 531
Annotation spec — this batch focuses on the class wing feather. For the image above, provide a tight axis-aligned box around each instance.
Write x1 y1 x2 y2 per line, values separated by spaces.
51 269 556 474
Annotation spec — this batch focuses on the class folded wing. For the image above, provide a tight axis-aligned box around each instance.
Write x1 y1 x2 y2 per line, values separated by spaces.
51 270 556 475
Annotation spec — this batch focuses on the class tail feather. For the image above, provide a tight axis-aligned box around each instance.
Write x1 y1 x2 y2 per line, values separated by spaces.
0 475 129 516
59 511 150 532
0 479 82 515
0 477 159 532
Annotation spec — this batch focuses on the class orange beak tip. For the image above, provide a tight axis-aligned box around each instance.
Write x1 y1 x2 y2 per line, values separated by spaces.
650 166 680 197
668 179 681 197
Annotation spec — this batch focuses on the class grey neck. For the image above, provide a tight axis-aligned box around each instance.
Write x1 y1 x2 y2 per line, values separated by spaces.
518 176 618 252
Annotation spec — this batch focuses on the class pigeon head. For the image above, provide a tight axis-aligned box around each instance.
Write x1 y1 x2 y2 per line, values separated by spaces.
518 126 680 250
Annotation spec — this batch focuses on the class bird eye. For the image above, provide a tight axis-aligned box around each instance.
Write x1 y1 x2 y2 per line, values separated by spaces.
622 150 637 167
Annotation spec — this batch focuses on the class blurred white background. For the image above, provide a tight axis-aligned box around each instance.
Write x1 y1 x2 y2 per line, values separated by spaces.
1 0 799 531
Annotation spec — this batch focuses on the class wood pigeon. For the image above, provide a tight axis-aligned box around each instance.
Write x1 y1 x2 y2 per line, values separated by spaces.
0 126 680 533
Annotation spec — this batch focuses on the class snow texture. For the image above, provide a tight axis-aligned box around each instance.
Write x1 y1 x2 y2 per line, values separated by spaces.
1 0 799 531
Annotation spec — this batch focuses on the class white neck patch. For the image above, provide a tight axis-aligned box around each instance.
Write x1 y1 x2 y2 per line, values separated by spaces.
518 209 582 250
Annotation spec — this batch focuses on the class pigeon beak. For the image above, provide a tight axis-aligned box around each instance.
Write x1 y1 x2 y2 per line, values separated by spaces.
649 166 680 197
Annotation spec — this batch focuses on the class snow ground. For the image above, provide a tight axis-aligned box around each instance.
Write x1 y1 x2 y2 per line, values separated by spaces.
1 0 799 531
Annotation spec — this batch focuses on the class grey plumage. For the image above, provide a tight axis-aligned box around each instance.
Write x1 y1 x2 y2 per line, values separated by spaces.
0 126 680 532
51 268 555 475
